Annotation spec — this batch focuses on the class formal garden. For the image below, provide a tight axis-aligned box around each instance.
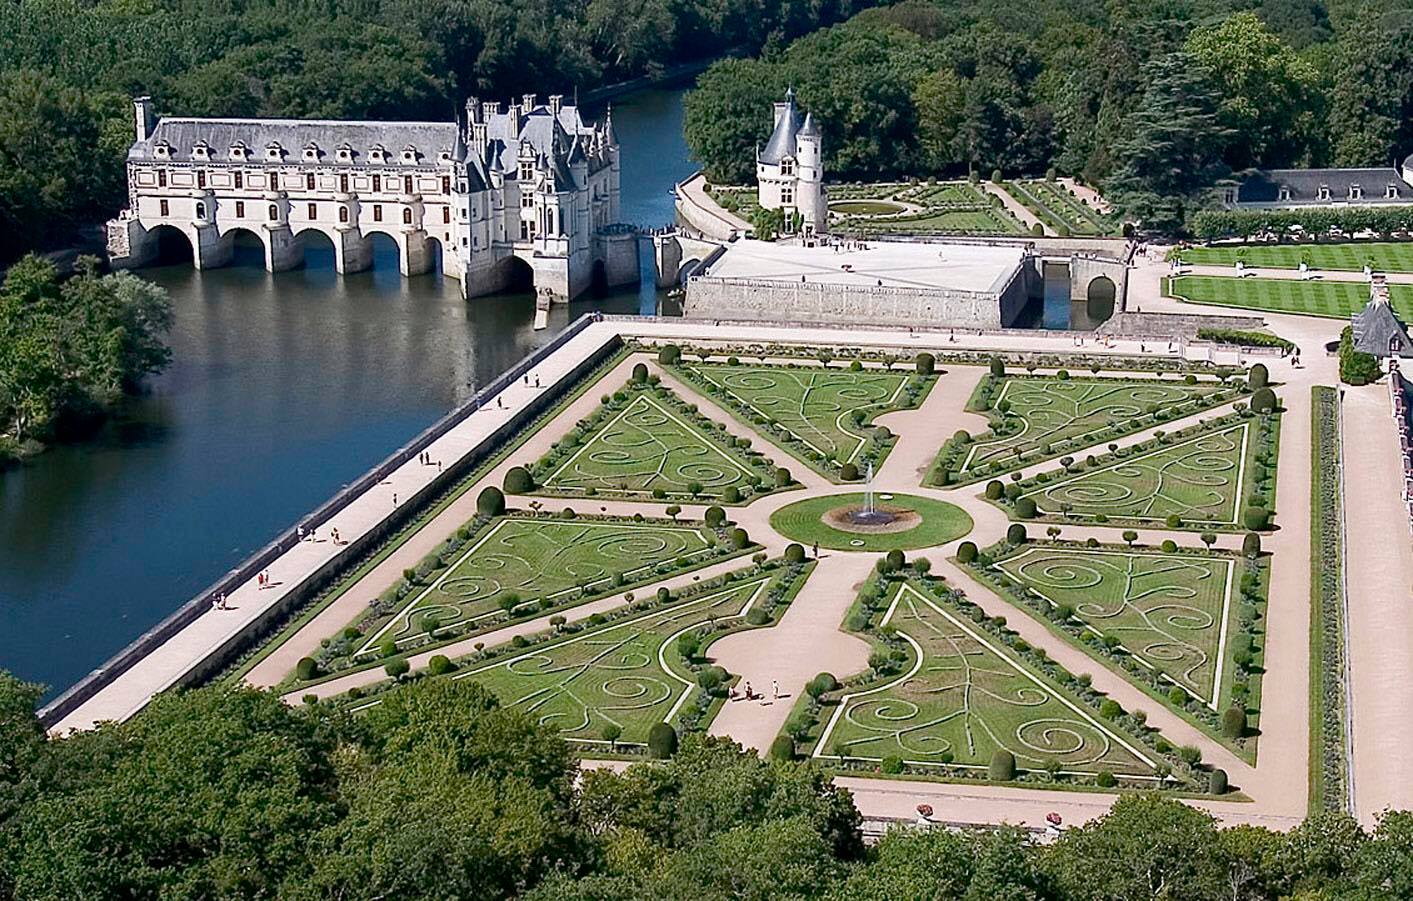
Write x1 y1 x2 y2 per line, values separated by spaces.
825 180 1027 236
929 367 1243 485
1168 274 1413 320
1175 240 1413 273
528 370 782 502
769 491 973 552
993 405 1281 531
671 356 934 480
1000 178 1121 237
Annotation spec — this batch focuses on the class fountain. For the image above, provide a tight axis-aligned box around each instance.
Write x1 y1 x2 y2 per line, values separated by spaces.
847 461 897 526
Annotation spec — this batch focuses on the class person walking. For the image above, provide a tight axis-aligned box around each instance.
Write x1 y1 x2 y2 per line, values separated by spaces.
744 681 753 700
772 680 779 700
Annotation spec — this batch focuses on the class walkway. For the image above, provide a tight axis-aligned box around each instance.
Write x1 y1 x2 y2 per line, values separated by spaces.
982 181 1049 235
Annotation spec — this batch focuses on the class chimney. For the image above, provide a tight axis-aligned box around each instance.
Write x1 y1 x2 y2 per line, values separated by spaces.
466 96 482 125
508 101 521 135
482 101 500 122
133 95 155 143
548 94 562 116
522 93 536 113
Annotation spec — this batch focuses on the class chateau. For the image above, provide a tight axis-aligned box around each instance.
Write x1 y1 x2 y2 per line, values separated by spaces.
1223 154 1413 209
756 89 827 235
107 94 635 301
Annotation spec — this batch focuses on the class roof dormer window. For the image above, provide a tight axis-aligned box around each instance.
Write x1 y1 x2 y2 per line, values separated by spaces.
401 145 418 164
336 142 353 162
191 141 210 161
152 140 171 160
1317 184 1331 201
302 142 321 162
369 144 387 164
229 142 248 161
1350 184 1363 200
264 142 284 162
1277 186 1291 202
439 149 452 162
1389 184 1400 199
780 158 794 175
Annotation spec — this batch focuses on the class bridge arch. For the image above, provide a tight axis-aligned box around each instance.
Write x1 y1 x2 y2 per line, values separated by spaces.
294 228 337 272
1085 274 1117 322
148 224 194 265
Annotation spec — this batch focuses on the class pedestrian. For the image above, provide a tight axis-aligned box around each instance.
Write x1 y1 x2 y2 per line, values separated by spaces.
437 460 443 472
772 680 779 700
497 396 504 409
523 374 529 386
744 681 753 700
812 542 819 559
219 592 228 610
392 492 398 507
212 594 221 611
257 572 265 589
534 375 541 388
297 525 305 541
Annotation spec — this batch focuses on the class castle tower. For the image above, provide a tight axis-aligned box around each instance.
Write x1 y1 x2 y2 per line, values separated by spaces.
755 89 827 237
796 111 827 235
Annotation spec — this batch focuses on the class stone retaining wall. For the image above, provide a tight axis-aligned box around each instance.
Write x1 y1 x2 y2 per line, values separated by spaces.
1099 311 1267 337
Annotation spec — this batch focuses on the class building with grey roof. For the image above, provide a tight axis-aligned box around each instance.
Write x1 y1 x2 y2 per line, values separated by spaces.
1223 156 1413 210
755 89 827 236
107 94 635 301
1352 277 1413 359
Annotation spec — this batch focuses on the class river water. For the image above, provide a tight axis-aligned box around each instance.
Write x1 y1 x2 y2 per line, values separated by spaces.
0 87 692 697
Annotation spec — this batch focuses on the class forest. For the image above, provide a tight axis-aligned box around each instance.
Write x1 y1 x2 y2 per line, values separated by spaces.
0 0 875 264
684 0 1413 230
1 671 1408 900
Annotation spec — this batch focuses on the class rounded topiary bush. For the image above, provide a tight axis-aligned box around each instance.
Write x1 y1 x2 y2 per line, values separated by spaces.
477 485 506 517
295 657 319 681
957 541 978 564
705 505 726 528
1243 506 1270 531
885 548 906 571
1096 771 1118 788
1100 699 1122 719
1209 768 1229 795
1243 532 1262 557
1006 523 1027 545
730 527 750 549
916 352 936 375
808 672 838 698
784 543 806 564
503 466 535 494
840 462 859 481
1248 363 1269 390
880 755 904 774
745 608 770 625
428 654 454 676
631 362 649 383
648 722 678 759
985 480 1004 500
989 748 1016 781
385 657 410 679
1222 704 1246 739
1015 497 1037 519
722 485 741 503
775 467 793 488
658 344 682 365
1250 387 1277 414
989 356 1005 377
769 734 796 761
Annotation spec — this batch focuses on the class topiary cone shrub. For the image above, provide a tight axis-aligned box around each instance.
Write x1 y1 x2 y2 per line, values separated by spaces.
631 362 649 383
705 505 726 528
427 654 454 676
989 355 1005 377
1209 768 1228 795
989 749 1016 781
384 657 410 679
1006 523 1027 545
957 541 978 564
1250 387 1277 414
985 480 1004 500
1247 363 1269 390
840 462 859 481
884 548 906 571
769 734 796 761
1243 506 1270 531
1242 532 1262 557
503 466 535 494
916 352 935 375
807 672 838 698
775 467 793 488
1222 704 1246 739
784 543 806 564
477 485 506 517
648 722 678 758
730 527 750 549
1015 497 1037 519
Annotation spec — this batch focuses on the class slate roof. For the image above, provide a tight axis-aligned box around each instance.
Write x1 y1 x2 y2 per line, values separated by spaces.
1352 280 1413 358
1236 167 1413 205
130 118 459 165
759 91 803 165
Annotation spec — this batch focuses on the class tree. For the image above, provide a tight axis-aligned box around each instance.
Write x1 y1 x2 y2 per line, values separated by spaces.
647 722 678 759
602 722 623 752
988 749 1016 780
1006 523 1027 545
477 486 506 517
503 466 535 494
704 505 726 527
1200 531 1218 550
385 657 411 679
784 543 806 564
768 734 795 761
1122 529 1138 547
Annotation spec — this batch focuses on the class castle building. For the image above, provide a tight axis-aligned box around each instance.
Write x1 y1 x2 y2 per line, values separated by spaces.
1222 155 1413 209
755 89 827 235
107 94 636 301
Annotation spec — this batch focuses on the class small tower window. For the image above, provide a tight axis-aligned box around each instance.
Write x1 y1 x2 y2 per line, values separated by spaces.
234 171 244 189
269 171 280 190
339 206 349 223
159 199 169 216
442 176 450 195
195 201 205 218
781 158 794 175
157 169 167 188
403 175 413 195
374 204 383 222
235 201 245 217
442 207 450 224
306 173 316 191
781 187 794 205
519 161 534 181
197 170 206 189
372 174 381 193
402 207 413 224
339 174 349 193
268 204 278 220
307 203 317 219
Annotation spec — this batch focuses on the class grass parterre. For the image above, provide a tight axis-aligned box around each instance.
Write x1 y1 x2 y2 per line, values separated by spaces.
1175 241 1413 273
1168 275 1413 320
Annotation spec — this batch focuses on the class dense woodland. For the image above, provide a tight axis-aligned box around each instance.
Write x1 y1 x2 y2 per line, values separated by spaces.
684 0 1413 231
0 671 1408 899
0 0 875 264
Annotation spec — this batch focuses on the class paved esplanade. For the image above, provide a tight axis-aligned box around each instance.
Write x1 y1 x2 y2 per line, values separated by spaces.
55 256 1413 832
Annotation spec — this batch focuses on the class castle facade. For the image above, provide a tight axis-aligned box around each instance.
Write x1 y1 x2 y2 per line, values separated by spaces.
755 89 827 235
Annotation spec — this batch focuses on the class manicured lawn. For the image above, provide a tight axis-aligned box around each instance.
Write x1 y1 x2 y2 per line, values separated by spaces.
684 362 926 476
830 181 1026 235
885 208 1025 234
535 382 773 500
994 546 1237 710
956 377 1233 478
1168 275 1413 320
358 517 720 654
814 582 1157 776
1021 421 1254 526
1178 242 1413 273
1008 180 1119 236
449 576 773 746
769 492 972 552
829 199 906 215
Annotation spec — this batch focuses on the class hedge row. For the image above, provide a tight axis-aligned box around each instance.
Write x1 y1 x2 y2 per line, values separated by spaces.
1192 207 1413 241
1196 328 1296 353
1309 387 1349 812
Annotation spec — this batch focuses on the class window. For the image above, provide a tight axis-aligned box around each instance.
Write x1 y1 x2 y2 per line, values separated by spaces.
781 187 794 205
197 170 206 189
269 171 280 190
520 221 529 240
340 174 348 193
372 174 381 193
158 169 167 188
1317 185 1331 201
402 207 412 224
442 176 450 195
1350 184 1363 200
234 171 244 189
519 161 533 181
306 173 316 191
339 206 349 223
403 175 413 195
442 207 450 224
1277 186 1291 202
522 193 533 208
374 204 383 222
268 204 278 220
235 201 245 217
781 158 794 175
195 201 205 218
307 203 317 219
159 198 169 216
1390 185 1401 199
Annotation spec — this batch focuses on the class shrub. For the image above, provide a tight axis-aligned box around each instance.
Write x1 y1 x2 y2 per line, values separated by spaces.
295 657 319 681
428 654 453 676
379 639 399 659
775 467 793 488
1161 539 1178 553
631 362 649 383
1243 532 1262 557
916 352 936 375
1248 362 1269 390
880 755 904 774
957 541 978 563
989 355 1005 377
656 586 671 603
730 527 750 549
722 485 741 503
985 480 1004 500
1209 768 1229 795
1178 745 1202 766
1099 699 1121 719
697 666 725 691
384 657 410 679
676 632 701 661
705 505 726 527
769 734 796 761
1222 704 1247 739
745 608 770 625
808 672 839 698
1015 497 1037 518
784 543 806 564
1006 523 1027 545
477 486 506 517
658 344 682 365
989 749 1016 780
503 466 535 494
840 462 859 481
648 722 678 758
1243 506 1270 531
1339 325 1381 385
1250 387 1277 414
1096 771 1117 788
1168 685 1188 705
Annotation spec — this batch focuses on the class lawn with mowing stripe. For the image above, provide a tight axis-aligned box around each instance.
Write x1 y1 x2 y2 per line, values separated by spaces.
1168 275 1413 320
814 582 1157 777
994 546 1237 710
1178 242 1413 272
358 517 720 654
448 577 772 746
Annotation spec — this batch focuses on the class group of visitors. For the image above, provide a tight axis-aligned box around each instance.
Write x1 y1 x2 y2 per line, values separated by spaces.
733 679 781 703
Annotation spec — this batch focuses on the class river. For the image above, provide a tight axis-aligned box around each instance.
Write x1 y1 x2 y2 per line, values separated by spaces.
0 86 692 698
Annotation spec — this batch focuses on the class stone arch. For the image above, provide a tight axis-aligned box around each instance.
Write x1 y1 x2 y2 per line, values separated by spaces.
590 259 608 296
502 255 535 293
294 228 337 271
148 224 194 265
218 225 270 269
363 230 403 272
678 257 704 285
1085 275 1117 322
424 235 444 276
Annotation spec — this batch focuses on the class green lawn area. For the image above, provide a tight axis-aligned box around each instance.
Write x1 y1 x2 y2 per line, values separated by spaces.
1008 180 1118 236
1168 275 1413 320
1020 421 1255 526
447 576 774 746
682 362 927 477
829 199 906 215
829 181 1026 236
357 517 721 654
534 382 774 501
769 492 972 552
876 208 1025 235
994 546 1238 710
814 582 1158 777
1178 242 1413 273
955 377 1233 478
